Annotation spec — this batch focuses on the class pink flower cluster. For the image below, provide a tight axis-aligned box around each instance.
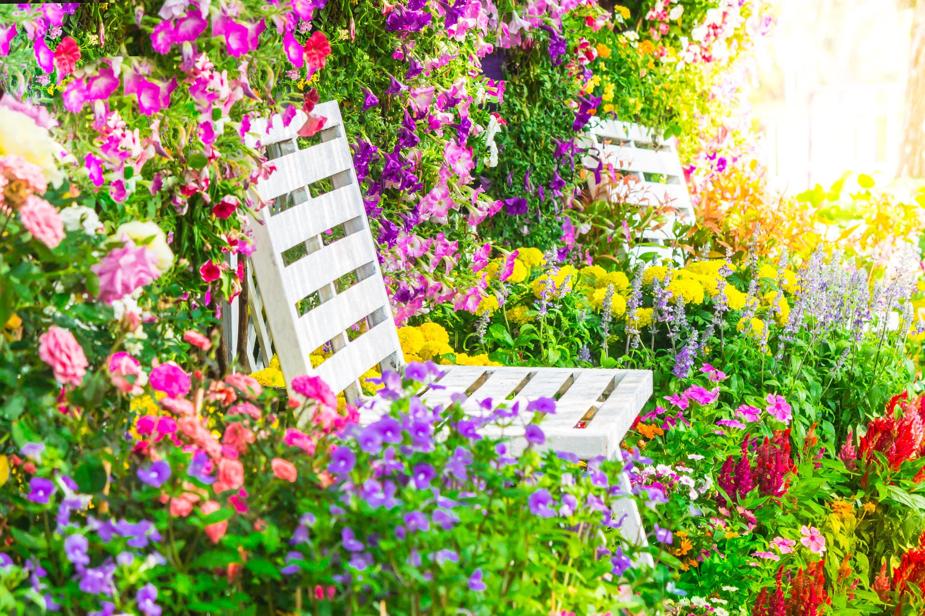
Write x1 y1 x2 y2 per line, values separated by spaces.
38 326 88 386
19 195 64 249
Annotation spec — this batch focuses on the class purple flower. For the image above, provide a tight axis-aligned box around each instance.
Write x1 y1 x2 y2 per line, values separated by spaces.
0 553 12 569
546 27 567 65
524 424 545 445
455 419 481 440
404 362 429 382
329 446 356 476
468 568 486 591
432 508 458 530
528 489 555 518
373 417 403 444
281 551 303 576
559 493 578 516
611 547 632 576
503 197 527 215
654 524 673 545
136 583 161 616
362 89 379 110
187 451 215 484
64 534 90 567
527 397 556 414
350 552 373 570
136 460 171 488
433 549 459 565
21 442 45 462
342 528 364 552
28 477 55 505
411 463 435 489
404 511 430 532
357 426 383 454
78 563 115 595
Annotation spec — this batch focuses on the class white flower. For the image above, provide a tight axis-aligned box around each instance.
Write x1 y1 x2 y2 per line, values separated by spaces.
115 221 174 274
669 5 684 20
0 107 64 186
60 206 103 235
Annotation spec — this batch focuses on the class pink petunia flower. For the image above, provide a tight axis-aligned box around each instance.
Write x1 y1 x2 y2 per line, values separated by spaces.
19 195 64 248
291 375 337 408
93 242 159 303
34 38 55 73
684 385 719 406
800 525 825 554
752 551 780 561
0 25 16 56
283 29 304 67
700 363 728 382
39 326 88 386
765 394 792 424
736 404 761 422
771 537 796 554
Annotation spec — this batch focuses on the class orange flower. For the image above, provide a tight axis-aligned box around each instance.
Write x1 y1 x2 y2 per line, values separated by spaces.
636 423 664 439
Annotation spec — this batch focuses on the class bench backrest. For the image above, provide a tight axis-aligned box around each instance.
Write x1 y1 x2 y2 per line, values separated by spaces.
243 101 403 400
584 118 695 261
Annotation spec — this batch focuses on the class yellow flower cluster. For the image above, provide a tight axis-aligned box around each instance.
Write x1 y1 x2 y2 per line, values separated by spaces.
532 265 578 299
251 355 287 388
398 322 454 362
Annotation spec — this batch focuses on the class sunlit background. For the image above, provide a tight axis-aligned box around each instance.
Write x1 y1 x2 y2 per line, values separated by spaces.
751 0 914 193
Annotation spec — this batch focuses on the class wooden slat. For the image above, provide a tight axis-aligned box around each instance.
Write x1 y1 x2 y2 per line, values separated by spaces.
463 368 533 408
256 138 354 202
280 231 377 303
264 185 364 251
589 119 659 145
296 275 390 353
248 101 344 147
602 145 684 177
514 368 575 400
423 365 492 407
315 322 399 395
542 370 618 423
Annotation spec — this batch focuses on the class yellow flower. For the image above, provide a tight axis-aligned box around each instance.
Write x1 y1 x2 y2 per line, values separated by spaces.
737 317 765 338
603 271 630 292
0 107 64 186
781 269 800 294
506 259 528 284
580 265 607 286
398 326 426 355
484 260 501 280
419 322 450 345
724 286 747 311
476 294 500 315
0 455 8 487
251 356 286 388
764 291 790 325
758 264 778 280
310 353 325 368
454 352 501 367
831 500 854 518
596 43 612 59
3 313 22 342
628 307 654 329
685 260 732 276
602 83 615 102
667 277 705 305
643 265 670 285
517 247 546 269
130 394 160 416
614 4 631 19
507 304 532 324
590 287 627 316
419 340 453 361
532 266 577 298
360 367 382 396
603 103 615 114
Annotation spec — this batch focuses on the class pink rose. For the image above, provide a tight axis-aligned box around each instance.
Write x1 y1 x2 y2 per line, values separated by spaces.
271 458 298 482
160 397 194 416
214 458 244 494
20 196 64 249
212 195 239 220
149 362 191 398
284 428 315 454
38 326 88 386
108 352 144 394
291 375 337 408
93 242 159 304
200 500 228 543
222 423 254 454
224 373 262 399
170 494 196 518
183 330 212 351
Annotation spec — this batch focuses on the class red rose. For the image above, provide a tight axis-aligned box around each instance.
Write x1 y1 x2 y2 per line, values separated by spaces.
53 37 80 76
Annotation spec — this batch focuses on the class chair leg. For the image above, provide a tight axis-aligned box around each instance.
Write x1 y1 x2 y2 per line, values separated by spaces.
610 449 655 567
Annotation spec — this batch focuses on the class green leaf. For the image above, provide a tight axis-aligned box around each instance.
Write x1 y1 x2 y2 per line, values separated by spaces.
190 549 240 569
887 486 925 512
201 507 235 525
74 457 107 493
188 152 209 170
488 323 514 347
1 395 25 420
245 557 282 580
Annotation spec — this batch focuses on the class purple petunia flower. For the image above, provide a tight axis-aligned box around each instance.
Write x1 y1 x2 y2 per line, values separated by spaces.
433 549 459 566
28 477 56 505
136 583 161 616
503 197 528 215
78 563 115 595
468 569 486 591
0 553 12 568
329 446 356 476
373 416 403 444
136 460 171 488
64 534 90 567
524 424 545 446
432 508 458 530
281 551 303 576
362 89 379 111
405 362 429 382
527 397 556 414
654 524 673 545
341 528 364 552
411 463 435 489
528 489 555 518
187 450 215 484
357 426 383 454
611 547 632 576
404 511 430 532
21 442 45 462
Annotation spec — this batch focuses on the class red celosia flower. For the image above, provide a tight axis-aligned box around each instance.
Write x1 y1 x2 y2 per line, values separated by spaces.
754 563 830 616
53 36 80 75
859 396 925 471
303 31 331 75
755 429 794 497
893 532 925 611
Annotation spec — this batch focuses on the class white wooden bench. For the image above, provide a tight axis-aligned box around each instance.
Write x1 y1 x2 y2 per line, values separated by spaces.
231 101 653 546
582 118 695 262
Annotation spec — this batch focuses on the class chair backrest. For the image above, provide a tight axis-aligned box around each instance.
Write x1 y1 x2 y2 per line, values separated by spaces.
243 101 404 400
583 118 695 261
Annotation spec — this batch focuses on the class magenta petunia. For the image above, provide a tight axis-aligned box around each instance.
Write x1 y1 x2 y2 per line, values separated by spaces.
149 362 191 398
85 154 104 187
86 67 119 100
34 38 55 73
0 25 16 56
283 30 304 68
151 20 176 54
62 79 87 113
175 13 207 42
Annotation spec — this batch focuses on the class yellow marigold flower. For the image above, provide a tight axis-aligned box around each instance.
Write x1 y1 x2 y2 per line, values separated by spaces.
862 501 877 514
781 269 800 294
484 260 501 280
405 352 422 363
310 353 325 368
629 307 655 329
3 313 22 342
130 394 160 416
636 423 664 439
685 260 730 276
697 272 723 296
517 247 546 269
614 5 631 19
603 271 629 292
360 367 382 396
642 265 670 285
455 352 500 366
831 500 854 518
580 265 607 285
667 278 705 305
251 356 286 388
507 304 532 324
532 266 576 298
590 288 627 316
724 286 747 311
507 259 529 284
476 294 500 315
603 103 615 114
596 43 612 59
737 317 765 338
398 326 426 355
758 264 778 280
419 322 449 345
764 291 790 325
419 340 453 361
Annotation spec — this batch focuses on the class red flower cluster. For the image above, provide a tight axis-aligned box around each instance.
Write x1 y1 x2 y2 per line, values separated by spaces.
857 392 925 472
754 562 830 616
718 430 794 506
891 532 925 612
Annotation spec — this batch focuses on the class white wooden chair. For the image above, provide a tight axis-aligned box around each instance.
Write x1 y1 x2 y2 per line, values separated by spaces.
233 101 653 546
582 118 695 262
